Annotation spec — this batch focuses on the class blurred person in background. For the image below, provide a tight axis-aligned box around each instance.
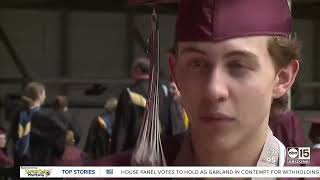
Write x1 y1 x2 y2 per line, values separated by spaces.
53 95 85 165
52 95 81 145
111 57 173 154
85 97 118 160
0 127 13 167
169 81 189 135
10 82 66 167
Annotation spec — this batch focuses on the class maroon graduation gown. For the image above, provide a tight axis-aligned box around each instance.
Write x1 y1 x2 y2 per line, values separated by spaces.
309 147 320 166
0 148 13 167
83 132 302 180
269 111 306 147
55 146 86 166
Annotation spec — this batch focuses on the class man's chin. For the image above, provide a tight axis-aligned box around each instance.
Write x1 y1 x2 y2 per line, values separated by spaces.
191 128 239 149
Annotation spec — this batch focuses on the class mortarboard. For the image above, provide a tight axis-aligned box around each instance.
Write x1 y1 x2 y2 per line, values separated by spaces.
176 0 292 42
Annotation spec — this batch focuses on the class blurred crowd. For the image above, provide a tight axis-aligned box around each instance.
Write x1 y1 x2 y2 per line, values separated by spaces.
0 57 189 178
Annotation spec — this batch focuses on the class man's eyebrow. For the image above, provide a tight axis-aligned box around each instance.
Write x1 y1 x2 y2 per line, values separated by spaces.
224 50 261 69
223 50 258 60
178 47 207 56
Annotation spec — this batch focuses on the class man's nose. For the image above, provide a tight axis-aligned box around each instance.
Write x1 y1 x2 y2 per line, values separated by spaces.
204 69 229 103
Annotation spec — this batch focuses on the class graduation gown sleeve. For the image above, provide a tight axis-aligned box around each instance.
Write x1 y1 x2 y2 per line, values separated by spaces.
84 117 110 160
29 111 67 165
111 89 137 154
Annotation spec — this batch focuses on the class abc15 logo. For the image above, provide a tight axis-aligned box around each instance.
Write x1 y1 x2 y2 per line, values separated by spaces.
287 147 310 160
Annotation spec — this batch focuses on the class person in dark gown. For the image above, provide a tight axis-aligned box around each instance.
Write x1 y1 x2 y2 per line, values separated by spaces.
52 95 81 145
110 57 173 154
9 82 67 166
269 94 306 147
89 1 302 180
84 98 118 160
52 95 86 166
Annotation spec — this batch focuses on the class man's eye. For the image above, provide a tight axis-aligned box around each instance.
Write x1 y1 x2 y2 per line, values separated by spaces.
188 59 206 68
229 63 246 69
228 61 253 77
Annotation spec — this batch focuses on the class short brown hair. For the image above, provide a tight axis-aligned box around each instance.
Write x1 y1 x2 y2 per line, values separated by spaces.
268 36 301 111
23 82 45 101
268 36 301 71
104 97 118 112
132 57 150 74
53 95 68 110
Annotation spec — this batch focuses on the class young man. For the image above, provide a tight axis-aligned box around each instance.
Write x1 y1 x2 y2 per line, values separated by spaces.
168 0 300 167
96 0 300 173
11 82 47 165
10 82 67 166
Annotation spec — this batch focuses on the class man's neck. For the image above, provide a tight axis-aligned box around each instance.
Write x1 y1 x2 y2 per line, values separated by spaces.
191 123 268 166
30 101 41 109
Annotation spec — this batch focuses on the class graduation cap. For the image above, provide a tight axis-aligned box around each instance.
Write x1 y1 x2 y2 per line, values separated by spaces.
175 0 292 42
130 0 292 166
84 84 106 96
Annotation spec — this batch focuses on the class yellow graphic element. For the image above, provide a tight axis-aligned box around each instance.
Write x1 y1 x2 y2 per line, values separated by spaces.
98 116 107 129
127 90 147 108
25 169 51 177
18 122 31 138
183 110 190 129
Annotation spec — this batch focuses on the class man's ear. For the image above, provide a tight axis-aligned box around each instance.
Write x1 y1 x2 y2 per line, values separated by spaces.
273 60 299 99
168 53 178 83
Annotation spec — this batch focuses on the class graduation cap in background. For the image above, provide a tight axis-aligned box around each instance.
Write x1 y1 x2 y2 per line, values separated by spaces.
129 0 292 166
84 84 107 96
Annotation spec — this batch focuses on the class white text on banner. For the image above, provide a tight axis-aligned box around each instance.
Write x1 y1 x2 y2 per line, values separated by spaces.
20 166 320 178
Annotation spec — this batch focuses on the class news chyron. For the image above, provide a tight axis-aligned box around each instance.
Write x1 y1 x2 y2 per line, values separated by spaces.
287 147 310 165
